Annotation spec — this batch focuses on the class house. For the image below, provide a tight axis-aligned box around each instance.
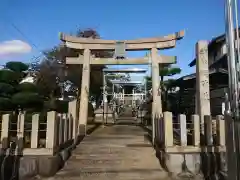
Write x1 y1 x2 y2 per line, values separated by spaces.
189 27 240 69
175 29 240 116
20 72 37 84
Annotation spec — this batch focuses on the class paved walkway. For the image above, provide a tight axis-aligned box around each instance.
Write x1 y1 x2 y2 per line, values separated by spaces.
42 124 169 180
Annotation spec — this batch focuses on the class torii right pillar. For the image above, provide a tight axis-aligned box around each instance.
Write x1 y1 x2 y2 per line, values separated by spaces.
195 41 210 134
151 47 162 144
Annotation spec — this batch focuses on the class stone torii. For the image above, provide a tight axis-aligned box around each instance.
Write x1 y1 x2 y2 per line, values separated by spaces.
60 30 185 142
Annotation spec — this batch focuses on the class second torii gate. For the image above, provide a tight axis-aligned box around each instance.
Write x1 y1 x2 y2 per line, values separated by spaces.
60 30 185 141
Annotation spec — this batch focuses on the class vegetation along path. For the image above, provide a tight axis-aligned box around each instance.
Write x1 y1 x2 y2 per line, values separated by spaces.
40 124 169 180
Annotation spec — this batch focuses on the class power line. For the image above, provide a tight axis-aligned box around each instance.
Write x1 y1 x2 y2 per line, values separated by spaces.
0 14 48 62
10 23 39 50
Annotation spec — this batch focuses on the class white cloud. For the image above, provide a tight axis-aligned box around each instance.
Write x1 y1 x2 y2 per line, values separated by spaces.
0 40 32 56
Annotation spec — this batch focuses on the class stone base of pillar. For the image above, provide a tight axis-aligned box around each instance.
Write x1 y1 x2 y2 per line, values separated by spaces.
155 148 203 179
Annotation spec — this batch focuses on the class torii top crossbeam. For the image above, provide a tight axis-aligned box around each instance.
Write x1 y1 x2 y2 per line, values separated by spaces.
60 30 185 50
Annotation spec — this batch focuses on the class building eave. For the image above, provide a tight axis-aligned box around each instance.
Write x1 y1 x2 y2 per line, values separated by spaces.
176 68 228 82
188 58 196 67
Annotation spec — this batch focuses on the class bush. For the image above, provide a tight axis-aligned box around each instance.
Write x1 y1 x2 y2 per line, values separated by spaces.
44 100 69 113
0 83 15 97
0 97 13 111
12 92 44 109
0 69 21 85
6 61 29 72
17 82 38 93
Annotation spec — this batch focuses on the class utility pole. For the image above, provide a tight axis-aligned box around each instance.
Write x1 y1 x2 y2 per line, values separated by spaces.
234 0 240 65
224 0 240 179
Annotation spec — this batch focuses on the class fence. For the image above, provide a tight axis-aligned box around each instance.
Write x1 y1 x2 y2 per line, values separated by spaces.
153 111 227 179
0 100 78 156
154 112 226 152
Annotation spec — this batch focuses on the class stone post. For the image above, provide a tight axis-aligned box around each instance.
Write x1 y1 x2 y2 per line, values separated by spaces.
195 84 198 114
163 111 173 147
79 49 91 135
103 72 108 124
69 100 78 140
58 114 64 145
64 115 69 143
68 115 73 140
46 111 58 154
179 114 187 146
17 112 25 152
191 115 200 146
151 47 162 144
31 114 39 148
195 41 210 134
1 114 10 149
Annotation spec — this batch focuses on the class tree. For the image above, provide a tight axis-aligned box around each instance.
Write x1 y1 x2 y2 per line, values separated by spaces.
0 61 44 112
159 66 181 82
159 65 181 111
143 65 181 112
35 28 113 111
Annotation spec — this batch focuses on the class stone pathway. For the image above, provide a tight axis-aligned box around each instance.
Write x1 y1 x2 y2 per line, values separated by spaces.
40 124 169 180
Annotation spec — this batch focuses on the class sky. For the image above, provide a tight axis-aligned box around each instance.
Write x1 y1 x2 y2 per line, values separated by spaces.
0 0 227 81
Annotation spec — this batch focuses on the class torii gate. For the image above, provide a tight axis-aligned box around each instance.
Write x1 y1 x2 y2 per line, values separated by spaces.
60 31 185 139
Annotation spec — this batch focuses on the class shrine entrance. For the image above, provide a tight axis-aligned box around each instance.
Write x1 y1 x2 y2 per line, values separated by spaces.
102 68 148 124
60 30 184 142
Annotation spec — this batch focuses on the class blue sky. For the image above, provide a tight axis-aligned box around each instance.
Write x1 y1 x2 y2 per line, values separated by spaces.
0 0 226 80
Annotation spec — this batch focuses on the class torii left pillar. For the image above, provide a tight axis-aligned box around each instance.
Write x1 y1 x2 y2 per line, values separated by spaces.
78 49 91 135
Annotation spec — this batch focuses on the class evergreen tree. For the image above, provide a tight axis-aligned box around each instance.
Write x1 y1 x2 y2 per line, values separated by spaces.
0 61 44 112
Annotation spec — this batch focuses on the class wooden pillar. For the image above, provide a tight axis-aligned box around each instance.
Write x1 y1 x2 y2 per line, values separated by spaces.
196 41 210 134
78 49 91 135
151 47 162 144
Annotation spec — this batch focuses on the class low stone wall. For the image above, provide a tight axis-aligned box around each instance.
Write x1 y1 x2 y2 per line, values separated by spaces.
19 148 72 179
0 139 74 179
1 123 100 180
155 144 227 179
152 112 227 179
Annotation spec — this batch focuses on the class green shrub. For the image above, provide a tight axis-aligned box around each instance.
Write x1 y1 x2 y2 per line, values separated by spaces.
12 92 44 109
